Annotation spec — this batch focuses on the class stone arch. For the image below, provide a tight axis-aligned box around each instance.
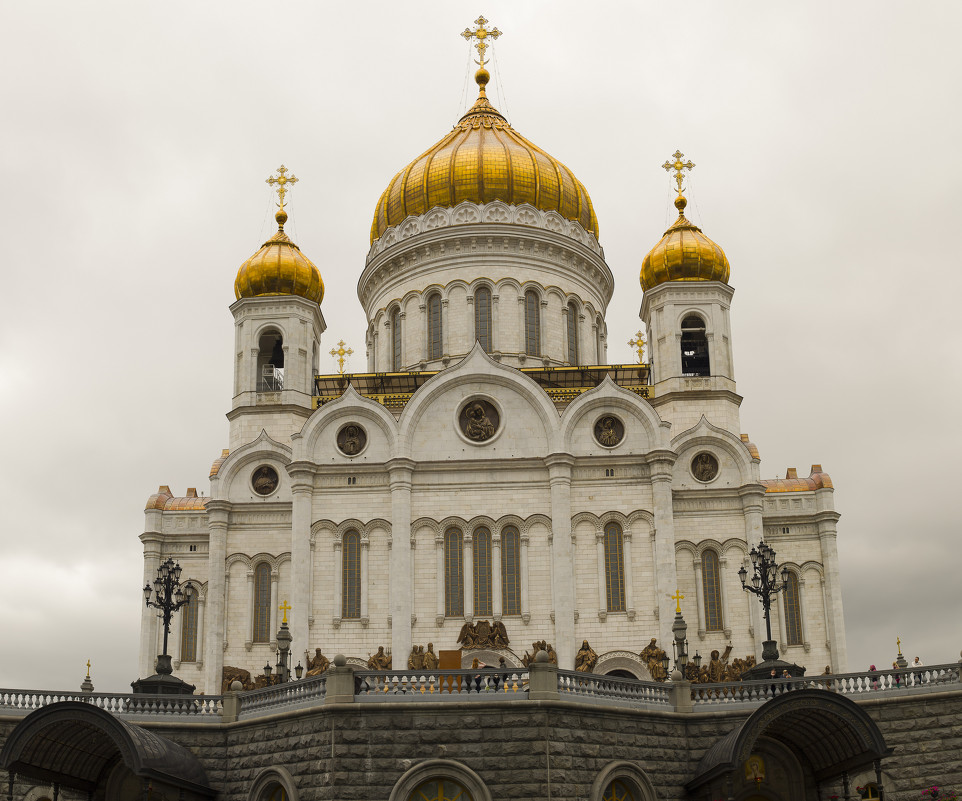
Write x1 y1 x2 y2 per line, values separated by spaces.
522 513 552 536
459 648 521 668
466 515 497 534
388 758 492 801
412 518 440 538
250 553 279 574
670 415 757 486
210 430 292 496
494 514 526 538
248 766 299 801
226 553 252 572
560 375 666 450
296 384 399 460
594 651 654 681
626 510 654 534
590 760 659 801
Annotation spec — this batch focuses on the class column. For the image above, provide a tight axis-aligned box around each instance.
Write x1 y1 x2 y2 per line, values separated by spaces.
492 532 502 619
388 458 414 665
693 553 707 637
463 531 474 621
269 572 279 649
546 453 575 668
172 603 183 668
204 500 230 694
718 555 732 637
595 530 607 620
816 494 848 670
648 451 679 649
290 468 313 665
332 538 342 626
245 571 255 649
520 533 531 623
196 595 206 666
360 537 370 625
623 530 635 620
435 533 445 625
740 488 766 657
138 533 162 679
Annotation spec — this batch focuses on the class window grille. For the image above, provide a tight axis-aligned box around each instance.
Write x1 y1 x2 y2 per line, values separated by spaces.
474 287 492 352
473 528 492 616
702 550 724 631
566 302 579 364
342 530 361 619
604 522 626 612
784 571 803 645
524 290 540 356
428 294 443 359
180 590 198 662
444 528 464 616
501 526 521 615
391 307 402 371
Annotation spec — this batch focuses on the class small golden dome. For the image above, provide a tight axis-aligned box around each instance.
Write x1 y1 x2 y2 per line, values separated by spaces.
370 72 599 244
640 195 730 291
235 210 324 305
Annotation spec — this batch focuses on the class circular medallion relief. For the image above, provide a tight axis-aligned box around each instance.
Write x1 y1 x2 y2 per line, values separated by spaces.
336 423 367 456
593 415 625 448
251 465 279 496
458 399 500 443
691 452 719 483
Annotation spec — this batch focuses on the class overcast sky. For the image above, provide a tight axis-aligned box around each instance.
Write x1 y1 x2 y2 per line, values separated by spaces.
1 1 960 692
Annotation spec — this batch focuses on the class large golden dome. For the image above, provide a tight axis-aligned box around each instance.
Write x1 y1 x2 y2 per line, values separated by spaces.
235 209 324 305
640 195 730 291
370 71 599 244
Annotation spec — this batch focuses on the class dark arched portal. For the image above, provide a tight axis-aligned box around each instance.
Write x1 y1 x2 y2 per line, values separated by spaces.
0 701 214 800
687 689 892 800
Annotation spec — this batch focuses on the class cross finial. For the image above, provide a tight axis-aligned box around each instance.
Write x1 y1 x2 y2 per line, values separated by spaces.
628 330 646 363
279 600 291 624
897 636 901 652
266 165 298 212
671 589 685 614
329 339 354 374
86 659 91 678
662 150 695 195
461 15 502 70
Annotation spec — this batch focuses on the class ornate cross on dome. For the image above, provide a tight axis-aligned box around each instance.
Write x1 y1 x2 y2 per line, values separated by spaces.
266 165 298 211
628 330 647 363
329 340 353 375
461 15 502 69
279 600 291 624
662 150 695 194
671 589 685 614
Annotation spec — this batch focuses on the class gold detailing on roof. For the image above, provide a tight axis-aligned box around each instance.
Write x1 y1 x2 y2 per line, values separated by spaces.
628 331 647 363
329 339 353 374
761 466 833 493
209 449 230 478
235 167 324 305
145 486 209 511
739 434 760 460
461 15 501 70
640 151 729 291
370 31 598 244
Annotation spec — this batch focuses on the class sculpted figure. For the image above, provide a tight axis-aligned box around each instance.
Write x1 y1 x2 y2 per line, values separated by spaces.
464 402 496 441
368 646 391 670
575 640 598 673
341 425 362 455
422 643 438 670
408 645 424 670
474 619 492 648
492 620 510 648
457 621 478 648
597 417 620 446
692 452 718 482
221 665 254 693
305 648 330 677
251 466 278 495
707 649 726 683
640 637 668 682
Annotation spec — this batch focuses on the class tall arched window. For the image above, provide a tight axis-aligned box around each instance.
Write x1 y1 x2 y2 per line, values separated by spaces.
391 307 402 371
473 527 492 616
501 526 521 616
681 315 710 376
701 550 724 631
784 571 803 645
427 293 443 359
407 779 472 801
257 329 284 391
604 522 626 613
180 590 198 662
342 530 361 619
566 302 579 364
474 286 492 352
444 528 464 617
602 780 636 801
524 290 540 356
253 562 271 643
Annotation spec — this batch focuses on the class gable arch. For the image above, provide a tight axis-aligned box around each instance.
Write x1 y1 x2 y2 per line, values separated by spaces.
211 430 292 498
560 376 667 453
670 416 757 487
296 384 399 461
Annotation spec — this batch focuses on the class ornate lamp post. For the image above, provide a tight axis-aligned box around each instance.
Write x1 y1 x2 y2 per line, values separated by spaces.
739 540 790 664
262 602 304 685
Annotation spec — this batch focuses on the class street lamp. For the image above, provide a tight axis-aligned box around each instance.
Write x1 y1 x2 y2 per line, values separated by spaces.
143 557 193 671
739 540 788 663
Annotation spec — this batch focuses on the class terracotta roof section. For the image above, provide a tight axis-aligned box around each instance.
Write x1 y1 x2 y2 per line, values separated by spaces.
209 449 230 478
144 485 209 511
739 434 760 460
761 465 833 493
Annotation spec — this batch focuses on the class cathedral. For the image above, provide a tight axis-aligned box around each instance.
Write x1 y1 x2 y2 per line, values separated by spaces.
138 20 848 697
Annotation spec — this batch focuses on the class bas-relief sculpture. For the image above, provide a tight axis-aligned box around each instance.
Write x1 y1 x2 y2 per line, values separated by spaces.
251 465 279 495
457 619 509 649
459 400 499 442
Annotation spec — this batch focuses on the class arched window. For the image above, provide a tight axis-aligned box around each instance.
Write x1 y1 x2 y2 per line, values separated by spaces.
407 779 473 801
427 293 443 359
784 571 803 645
342 530 361 619
524 290 540 356
473 528 492 616
602 780 635 801
603 522 626 613
501 526 521 616
180 589 198 662
701 550 724 631
257 329 284 391
391 307 402 371
263 786 288 801
474 286 492 352
681 315 710 376
566 302 579 364
253 562 271 643
444 528 464 617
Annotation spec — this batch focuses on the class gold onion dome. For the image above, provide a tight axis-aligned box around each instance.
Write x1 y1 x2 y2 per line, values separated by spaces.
640 194 730 291
234 208 324 305
370 69 599 244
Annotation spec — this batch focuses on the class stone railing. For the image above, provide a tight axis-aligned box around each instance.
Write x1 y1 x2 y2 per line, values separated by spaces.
0 689 224 721
355 669 528 700
557 670 672 707
690 663 961 707
236 675 327 720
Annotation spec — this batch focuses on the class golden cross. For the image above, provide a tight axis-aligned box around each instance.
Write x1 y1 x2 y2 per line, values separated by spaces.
671 589 685 614
662 150 695 194
897 636 901 652
329 339 353 374
279 600 291 624
86 659 91 677
461 15 502 69
266 165 298 211
628 330 646 363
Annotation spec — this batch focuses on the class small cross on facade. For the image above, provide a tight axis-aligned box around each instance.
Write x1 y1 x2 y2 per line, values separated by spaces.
628 330 646 363
279 600 291 624
330 340 354 375
266 165 298 211
662 150 695 194
671 589 685 614
461 15 502 69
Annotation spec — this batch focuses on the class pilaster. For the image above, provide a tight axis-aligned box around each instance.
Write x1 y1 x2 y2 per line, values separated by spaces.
289 462 314 666
546 453 575 668
647 449 678 648
388 458 414 666
204 499 231 694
